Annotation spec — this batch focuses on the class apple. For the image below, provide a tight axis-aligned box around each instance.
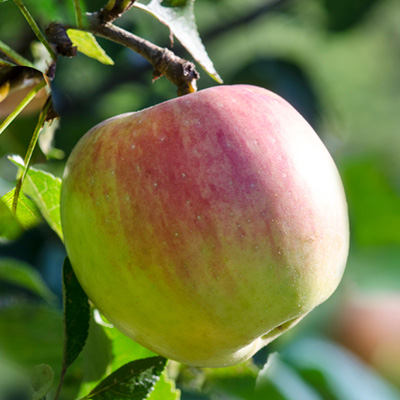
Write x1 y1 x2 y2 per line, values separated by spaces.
60 85 349 367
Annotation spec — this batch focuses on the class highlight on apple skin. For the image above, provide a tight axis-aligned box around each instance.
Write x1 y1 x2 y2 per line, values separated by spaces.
60 84 349 367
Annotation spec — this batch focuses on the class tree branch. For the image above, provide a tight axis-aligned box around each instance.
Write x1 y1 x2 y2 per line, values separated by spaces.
98 0 138 24
86 13 199 95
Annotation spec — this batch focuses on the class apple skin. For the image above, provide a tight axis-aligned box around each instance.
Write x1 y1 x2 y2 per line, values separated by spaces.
60 85 349 367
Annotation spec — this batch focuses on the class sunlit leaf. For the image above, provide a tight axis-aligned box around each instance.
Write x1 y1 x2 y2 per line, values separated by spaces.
67 29 114 65
0 258 56 303
134 0 222 83
148 369 181 400
1 187 42 230
105 322 157 372
8 155 63 241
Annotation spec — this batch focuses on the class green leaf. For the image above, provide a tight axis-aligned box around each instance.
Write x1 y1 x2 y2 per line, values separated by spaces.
105 318 157 371
0 258 56 303
81 356 167 400
31 364 55 400
1 187 42 230
8 154 63 241
67 29 114 65
0 40 36 67
256 353 322 400
62 256 90 370
147 369 181 400
134 0 222 83
0 197 23 241
78 309 157 398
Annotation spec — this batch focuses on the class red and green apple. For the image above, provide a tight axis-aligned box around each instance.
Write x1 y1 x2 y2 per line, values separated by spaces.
60 85 349 367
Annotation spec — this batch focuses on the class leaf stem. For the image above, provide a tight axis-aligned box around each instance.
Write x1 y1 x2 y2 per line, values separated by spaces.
0 79 47 137
73 0 84 29
12 0 57 60
0 39 36 68
12 95 52 213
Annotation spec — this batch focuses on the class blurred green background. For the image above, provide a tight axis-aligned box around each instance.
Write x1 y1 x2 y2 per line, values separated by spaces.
1 0 400 399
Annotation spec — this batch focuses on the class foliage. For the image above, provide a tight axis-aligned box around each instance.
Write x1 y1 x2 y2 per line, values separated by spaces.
1 0 400 399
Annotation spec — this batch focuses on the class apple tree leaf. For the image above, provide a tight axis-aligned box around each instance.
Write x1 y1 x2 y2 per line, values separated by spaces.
78 310 157 398
147 370 181 400
62 256 90 370
0 258 57 303
8 154 63 241
134 0 222 83
80 356 167 400
1 187 42 230
0 197 23 241
31 363 55 400
105 320 157 371
67 29 114 65
0 41 36 68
